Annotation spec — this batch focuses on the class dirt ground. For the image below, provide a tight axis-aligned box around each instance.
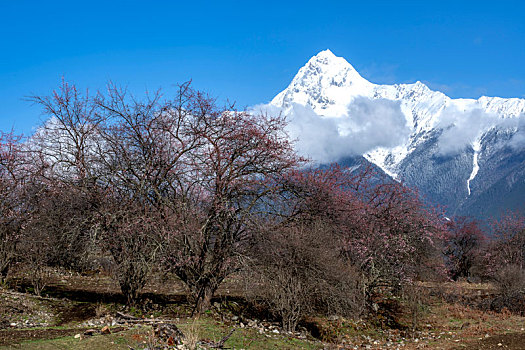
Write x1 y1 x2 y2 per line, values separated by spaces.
458 333 525 349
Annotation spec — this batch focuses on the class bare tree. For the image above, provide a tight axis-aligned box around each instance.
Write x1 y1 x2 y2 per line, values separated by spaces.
28 80 102 186
156 88 301 313
90 83 205 305
29 80 301 309
27 81 104 272
96 201 162 304
91 82 301 310
0 132 27 283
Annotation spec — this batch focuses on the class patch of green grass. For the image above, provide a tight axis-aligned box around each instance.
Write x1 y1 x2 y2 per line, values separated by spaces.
112 335 128 345
0 327 150 350
2 335 125 350
0 320 322 350
176 317 322 350
127 306 143 318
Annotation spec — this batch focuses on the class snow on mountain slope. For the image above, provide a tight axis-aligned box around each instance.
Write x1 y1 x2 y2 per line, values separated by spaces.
467 139 481 196
271 50 375 116
270 50 525 185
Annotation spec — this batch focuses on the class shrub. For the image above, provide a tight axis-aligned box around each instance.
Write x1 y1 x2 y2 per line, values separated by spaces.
491 265 525 314
246 220 365 332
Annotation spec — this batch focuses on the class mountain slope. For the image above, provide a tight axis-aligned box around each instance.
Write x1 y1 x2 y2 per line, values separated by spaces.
269 50 525 218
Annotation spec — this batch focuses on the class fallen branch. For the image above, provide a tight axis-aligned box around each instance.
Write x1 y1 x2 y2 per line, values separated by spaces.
201 328 235 349
114 312 178 324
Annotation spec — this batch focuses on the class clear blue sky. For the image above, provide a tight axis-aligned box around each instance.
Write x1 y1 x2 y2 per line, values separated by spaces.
1 0 524 135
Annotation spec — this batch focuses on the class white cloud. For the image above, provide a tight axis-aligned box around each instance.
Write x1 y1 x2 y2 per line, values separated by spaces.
509 117 525 151
436 106 525 155
252 100 525 164
436 106 499 156
251 97 410 164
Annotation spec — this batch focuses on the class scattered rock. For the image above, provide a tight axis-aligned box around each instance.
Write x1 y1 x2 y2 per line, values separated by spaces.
74 333 81 339
154 323 184 345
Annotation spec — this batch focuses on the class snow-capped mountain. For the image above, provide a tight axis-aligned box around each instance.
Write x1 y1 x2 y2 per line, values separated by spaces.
269 49 525 218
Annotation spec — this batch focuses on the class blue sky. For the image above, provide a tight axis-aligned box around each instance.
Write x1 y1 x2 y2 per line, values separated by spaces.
1 0 524 135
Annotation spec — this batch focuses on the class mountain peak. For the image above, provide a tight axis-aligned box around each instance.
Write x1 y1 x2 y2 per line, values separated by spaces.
312 49 336 59
271 50 374 115
307 49 353 71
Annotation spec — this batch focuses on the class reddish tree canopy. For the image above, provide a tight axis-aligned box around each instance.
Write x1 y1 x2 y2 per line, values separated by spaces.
443 217 486 281
277 165 446 297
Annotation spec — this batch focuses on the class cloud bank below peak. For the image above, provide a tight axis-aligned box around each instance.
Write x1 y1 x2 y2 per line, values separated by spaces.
436 105 525 156
251 96 411 164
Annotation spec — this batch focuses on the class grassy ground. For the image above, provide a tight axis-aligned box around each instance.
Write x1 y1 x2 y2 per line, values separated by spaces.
0 319 322 350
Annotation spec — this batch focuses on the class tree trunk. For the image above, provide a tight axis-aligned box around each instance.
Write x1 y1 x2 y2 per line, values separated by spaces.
192 279 220 315
119 271 145 306
0 264 8 284
120 283 139 306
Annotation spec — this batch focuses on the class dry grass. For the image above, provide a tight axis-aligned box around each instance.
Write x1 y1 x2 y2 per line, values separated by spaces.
182 317 201 350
